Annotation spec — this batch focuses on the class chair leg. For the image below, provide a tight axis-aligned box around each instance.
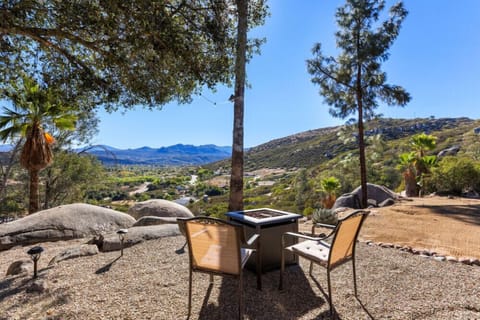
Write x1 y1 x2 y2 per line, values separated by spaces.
239 274 244 319
256 241 262 290
327 268 333 317
187 268 193 319
209 273 214 284
279 248 285 290
309 261 314 276
352 257 358 298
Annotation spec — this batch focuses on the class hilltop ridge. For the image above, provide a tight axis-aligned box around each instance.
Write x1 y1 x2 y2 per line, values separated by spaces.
209 117 479 170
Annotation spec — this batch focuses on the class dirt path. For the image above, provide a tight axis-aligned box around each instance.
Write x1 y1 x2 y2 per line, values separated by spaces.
128 182 150 195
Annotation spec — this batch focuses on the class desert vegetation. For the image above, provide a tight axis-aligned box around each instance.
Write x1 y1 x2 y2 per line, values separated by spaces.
1 118 480 220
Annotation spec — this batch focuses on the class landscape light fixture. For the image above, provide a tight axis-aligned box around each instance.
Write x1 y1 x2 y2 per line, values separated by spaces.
27 246 44 279
117 229 128 256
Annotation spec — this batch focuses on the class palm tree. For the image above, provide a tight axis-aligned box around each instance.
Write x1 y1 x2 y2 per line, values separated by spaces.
319 176 341 209
399 133 437 197
398 152 417 197
0 77 76 214
411 133 437 179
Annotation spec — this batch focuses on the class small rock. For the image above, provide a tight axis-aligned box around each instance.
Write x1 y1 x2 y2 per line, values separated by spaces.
6 259 32 276
433 256 446 262
420 250 433 256
446 256 458 262
470 259 480 266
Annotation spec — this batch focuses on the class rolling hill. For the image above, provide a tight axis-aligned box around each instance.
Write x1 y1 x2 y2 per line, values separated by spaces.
209 117 480 170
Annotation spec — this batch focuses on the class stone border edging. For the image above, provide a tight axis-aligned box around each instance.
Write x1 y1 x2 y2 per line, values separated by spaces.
362 240 480 267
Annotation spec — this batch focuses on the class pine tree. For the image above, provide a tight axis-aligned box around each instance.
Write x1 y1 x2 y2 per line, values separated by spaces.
307 0 411 207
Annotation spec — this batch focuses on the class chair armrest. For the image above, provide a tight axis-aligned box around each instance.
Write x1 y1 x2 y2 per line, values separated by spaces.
311 222 337 238
313 223 336 229
282 231 325 243
245 233 260 247
176 218 187 236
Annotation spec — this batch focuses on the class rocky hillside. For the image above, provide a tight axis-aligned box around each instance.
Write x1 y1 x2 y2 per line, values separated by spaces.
211 117 480 170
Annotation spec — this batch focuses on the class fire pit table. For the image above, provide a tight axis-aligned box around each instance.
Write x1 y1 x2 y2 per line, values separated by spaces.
226 208 302 273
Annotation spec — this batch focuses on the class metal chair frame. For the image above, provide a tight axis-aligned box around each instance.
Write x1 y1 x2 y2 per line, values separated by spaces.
178 216 260 320
279 210 369 316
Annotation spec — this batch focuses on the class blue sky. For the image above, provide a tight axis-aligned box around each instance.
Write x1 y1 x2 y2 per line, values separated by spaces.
93 0 480 149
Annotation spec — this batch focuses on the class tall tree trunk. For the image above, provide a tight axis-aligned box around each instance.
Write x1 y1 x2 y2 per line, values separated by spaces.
228 0 248 212
404 169 418 197
43 168 52 210
356 63 368 208
29 168 40 214
357 103 368 208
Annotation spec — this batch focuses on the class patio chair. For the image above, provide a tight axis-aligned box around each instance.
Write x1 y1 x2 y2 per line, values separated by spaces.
279 210 369 316
178 216 260 320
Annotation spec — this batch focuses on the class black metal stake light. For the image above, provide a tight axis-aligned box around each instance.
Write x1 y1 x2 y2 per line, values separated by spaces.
117 229 128 256
27 246 44 279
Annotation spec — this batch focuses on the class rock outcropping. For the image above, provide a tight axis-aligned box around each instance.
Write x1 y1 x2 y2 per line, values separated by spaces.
333 183 400 210
0 203 135 251
100 225 181 252
127 199 193 219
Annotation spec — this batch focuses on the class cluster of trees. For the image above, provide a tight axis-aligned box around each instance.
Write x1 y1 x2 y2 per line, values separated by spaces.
290 131 480 216
0 0 267 214
6 0 474 218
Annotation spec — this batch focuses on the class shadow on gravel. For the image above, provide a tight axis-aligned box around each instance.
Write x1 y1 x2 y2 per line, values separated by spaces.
196 265 332 320
95 256 120 274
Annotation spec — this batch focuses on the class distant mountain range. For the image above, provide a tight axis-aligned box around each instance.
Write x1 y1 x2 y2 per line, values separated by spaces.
0 143 231 166
79 144 231 166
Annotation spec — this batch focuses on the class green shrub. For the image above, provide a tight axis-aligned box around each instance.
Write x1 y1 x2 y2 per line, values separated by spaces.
428 156 480 195
303 207 314 216
312 208 338 225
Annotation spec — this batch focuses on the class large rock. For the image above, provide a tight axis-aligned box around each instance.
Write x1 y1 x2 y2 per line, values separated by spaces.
133 216 178 227
333 183 399 210
0 203 135 251
48 244 99 266
437 145 460 158
100 225 180 252
127 199 193 219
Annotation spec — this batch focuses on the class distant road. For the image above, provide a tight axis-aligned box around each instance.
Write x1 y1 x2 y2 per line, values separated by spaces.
189 175 198 185
129 182 150 195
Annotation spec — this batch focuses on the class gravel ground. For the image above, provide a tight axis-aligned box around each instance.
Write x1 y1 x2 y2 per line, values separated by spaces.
1 235 479 320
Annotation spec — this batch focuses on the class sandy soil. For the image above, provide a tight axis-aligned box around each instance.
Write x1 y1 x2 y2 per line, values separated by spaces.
347 196 480 259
